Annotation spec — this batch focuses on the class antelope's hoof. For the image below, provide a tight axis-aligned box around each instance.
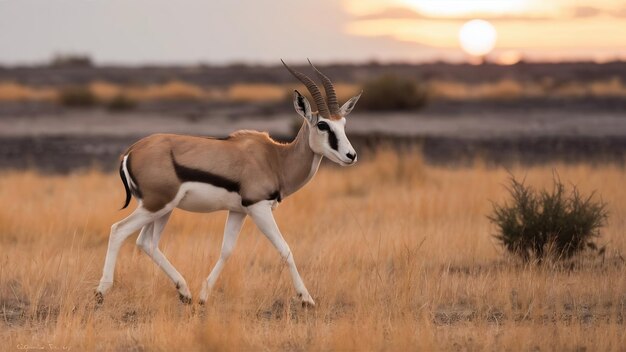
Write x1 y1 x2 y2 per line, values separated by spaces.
94 291 104 305
298 292 316 308
179 293 193 305
301 300 316 309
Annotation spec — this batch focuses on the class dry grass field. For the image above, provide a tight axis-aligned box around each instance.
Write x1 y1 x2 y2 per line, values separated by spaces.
1 150 624 351
2 77 626 105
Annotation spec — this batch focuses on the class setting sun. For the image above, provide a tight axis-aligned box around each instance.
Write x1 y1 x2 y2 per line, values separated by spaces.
458 19 497 57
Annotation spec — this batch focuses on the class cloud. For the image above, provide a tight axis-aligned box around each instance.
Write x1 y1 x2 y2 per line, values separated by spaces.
569 5 626 18
570 6 602 18
356 5 626 22
355 6 551 22
609 6 626 18
356 7 428 21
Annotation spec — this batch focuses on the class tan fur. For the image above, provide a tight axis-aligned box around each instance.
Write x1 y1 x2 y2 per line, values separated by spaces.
125 123 315 212
329 114 342 121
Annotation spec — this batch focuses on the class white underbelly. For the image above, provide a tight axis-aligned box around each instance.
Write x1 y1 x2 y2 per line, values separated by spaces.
175 182 245 213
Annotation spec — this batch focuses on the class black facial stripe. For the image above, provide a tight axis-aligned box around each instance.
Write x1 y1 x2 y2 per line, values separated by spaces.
170 151 240 193
327 129 339 151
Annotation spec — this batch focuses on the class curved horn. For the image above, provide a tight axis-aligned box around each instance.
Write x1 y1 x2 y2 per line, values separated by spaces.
308 59 339 116
281 59 330 118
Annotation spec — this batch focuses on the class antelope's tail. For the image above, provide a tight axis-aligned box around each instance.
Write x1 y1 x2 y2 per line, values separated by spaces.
119 155 133 209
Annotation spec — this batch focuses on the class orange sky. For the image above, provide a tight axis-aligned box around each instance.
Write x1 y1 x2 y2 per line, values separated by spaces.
0 0 624 64
345 0 626 63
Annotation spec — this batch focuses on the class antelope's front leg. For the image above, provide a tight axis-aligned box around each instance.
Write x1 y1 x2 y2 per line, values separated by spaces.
199 211 246 304
247 201 315 307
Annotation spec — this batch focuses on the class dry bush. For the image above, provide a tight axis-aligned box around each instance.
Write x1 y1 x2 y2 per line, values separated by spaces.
554 81 588 98
359 75 428 111
105 94 137 112
50 54 92 68
490 175 608 261
58 86 97 107
0 154 625 350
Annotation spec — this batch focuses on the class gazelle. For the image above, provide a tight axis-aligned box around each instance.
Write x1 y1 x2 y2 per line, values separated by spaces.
96 60 362 306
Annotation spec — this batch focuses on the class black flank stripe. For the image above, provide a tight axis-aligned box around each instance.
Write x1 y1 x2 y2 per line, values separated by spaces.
209 136 231 141
241 199 255 207
242 191 282 208
170 151 240 193
328 129 339 151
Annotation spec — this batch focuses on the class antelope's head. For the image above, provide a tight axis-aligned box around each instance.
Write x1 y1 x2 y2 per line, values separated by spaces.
282 59 361 166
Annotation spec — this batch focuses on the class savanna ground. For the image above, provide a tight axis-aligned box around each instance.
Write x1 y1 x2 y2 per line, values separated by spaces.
0 150 624 351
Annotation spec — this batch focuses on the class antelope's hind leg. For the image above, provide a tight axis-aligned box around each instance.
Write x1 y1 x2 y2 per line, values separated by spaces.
136 211 192 304
96 204 173 302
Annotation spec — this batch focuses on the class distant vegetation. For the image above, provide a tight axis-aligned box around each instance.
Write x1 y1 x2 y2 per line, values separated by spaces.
50 54 93 68
1 62 626 110
58 86 97 107
429 77 626 101
105 93 137 112
359 75 428 111
490 175 608 261
2 77 625 108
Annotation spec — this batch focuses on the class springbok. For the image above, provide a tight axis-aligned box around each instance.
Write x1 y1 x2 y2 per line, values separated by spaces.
96 60 361 306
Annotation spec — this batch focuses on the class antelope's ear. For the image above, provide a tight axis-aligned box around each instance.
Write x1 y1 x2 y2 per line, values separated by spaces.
293 90 315 123
339 91 362 117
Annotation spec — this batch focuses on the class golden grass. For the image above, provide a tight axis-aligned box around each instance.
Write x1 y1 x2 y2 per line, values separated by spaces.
1 151 625 351
4 77 626 104
0 82 56 102
227 84 288 102
429 77 626 100
0 80 362 106
90 80 222 102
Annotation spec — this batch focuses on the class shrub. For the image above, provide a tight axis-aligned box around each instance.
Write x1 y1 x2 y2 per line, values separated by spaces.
359 75 427 111
489 175 608 261
59 86 97 107
106 93 137 111
50 54 93 68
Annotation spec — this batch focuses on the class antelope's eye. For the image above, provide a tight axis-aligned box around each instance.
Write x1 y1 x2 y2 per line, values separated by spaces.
317 121 330 131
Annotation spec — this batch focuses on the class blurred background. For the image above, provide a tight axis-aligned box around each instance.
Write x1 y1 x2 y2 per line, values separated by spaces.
1 0 625 171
